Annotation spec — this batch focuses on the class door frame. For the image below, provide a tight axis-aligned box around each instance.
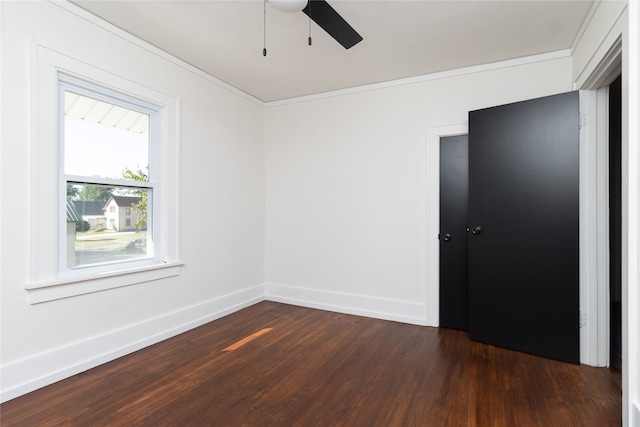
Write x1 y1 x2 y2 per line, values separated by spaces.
575 6 637 423
579 84 617 368
576 30 623 368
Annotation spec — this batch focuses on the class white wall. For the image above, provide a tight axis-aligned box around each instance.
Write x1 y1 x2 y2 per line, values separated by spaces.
265 57 574 324
0 1 265 401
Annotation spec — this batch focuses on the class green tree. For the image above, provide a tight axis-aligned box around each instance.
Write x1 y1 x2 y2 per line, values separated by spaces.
67 184 113 201
67 184 79 199
78 185 113 202
76 220 91 232
121 167 148 230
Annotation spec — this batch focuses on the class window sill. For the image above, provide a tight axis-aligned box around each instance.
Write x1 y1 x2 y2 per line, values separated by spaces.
26 261 183 304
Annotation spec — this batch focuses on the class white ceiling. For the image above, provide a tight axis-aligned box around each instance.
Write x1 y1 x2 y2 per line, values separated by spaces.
70 0 594 102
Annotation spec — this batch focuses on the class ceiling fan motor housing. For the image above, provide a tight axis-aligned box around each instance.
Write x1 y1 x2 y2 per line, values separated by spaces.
267 0 308 13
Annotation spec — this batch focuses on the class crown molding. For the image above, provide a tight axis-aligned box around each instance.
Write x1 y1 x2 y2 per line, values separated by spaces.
49 0 265 107
265 49 572 107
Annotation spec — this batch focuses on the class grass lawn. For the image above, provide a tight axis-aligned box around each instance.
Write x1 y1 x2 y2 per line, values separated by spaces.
75 230 147 249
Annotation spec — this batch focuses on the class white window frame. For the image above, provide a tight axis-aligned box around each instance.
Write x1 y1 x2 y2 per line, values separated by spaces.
59 74 160 271
27 44 181 304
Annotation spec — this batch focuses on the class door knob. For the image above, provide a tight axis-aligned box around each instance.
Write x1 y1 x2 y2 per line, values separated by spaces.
471 226 482 235
443 233 451 242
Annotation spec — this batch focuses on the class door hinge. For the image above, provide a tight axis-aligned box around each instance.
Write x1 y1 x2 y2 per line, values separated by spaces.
579 112 587 129
579 311 588 328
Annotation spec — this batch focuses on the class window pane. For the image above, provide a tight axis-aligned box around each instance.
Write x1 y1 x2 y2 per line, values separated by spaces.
64 91 149 180
67 184 151 268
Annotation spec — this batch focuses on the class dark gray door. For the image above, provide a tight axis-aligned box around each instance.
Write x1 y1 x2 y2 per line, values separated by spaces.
609 75 622 370
468 91 580 364
439 135 469 330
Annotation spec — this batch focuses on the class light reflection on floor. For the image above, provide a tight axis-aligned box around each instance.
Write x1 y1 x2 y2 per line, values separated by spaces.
222 328 273 352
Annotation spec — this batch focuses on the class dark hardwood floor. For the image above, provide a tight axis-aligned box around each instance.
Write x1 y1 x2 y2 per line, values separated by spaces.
0 301 621 426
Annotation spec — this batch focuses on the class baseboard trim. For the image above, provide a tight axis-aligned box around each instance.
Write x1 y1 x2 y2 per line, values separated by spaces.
0 284 265 403
2 282 429 403
265 282 427 326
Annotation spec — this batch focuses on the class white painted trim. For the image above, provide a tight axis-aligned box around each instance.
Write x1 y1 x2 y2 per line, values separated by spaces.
0 284 265 403
574 4 626 89
579 90 594 364
266 50 571 107
575 3 638 424
578 88 611 367
30 43 182 303
594 87 612 366
425 123 468 328
49 0 264 106
570 0 602 55
577 36 622 91
27 262 184 304
265 282 427 326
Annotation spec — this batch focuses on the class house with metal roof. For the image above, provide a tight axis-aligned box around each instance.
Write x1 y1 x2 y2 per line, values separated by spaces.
72 200 107 230
65 199 83 267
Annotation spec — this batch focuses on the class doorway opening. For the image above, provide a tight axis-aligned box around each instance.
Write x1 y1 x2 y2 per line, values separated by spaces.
609 74 622 371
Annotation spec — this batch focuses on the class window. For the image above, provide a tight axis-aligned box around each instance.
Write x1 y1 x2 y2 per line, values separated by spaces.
28 45 181 303
62 79 154 269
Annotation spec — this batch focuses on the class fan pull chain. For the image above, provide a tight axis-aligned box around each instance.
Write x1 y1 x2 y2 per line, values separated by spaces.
263 0 267 56
308 0 312 45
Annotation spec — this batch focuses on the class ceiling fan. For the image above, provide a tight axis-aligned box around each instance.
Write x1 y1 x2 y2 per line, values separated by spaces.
266 0 363 49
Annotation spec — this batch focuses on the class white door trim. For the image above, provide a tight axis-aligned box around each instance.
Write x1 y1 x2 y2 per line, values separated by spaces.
579 87 613 367
576 26 623 369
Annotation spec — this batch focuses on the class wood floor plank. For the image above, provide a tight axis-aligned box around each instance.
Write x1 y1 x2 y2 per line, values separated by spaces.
0 302 622 426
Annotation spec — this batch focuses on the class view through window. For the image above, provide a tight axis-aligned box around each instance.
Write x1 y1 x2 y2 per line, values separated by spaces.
64 90 152 268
